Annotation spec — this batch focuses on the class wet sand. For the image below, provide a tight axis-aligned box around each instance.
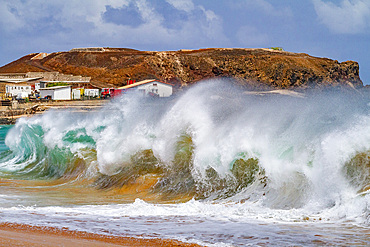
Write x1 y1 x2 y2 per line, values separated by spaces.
0 100 202 246
0 222 201 247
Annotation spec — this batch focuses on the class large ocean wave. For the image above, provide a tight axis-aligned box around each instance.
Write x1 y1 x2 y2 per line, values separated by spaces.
0 80 369 225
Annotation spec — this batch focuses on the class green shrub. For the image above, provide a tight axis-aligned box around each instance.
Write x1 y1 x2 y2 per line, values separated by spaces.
269 47 284 51
47 82 69 87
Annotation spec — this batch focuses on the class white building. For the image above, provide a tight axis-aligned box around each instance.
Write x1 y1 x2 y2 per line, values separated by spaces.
39 86 71 100
72 89 81 100
34 82 42 92
118 79 173 97
5 84 32 98
84 89 100 97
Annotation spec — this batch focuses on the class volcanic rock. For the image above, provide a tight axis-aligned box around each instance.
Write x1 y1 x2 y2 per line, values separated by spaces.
0 48 363 90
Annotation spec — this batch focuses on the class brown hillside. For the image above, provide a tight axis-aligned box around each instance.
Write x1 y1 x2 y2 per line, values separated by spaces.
0 48 363 90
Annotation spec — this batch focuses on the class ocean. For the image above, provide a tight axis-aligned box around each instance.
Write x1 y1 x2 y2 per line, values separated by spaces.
0 80 369 246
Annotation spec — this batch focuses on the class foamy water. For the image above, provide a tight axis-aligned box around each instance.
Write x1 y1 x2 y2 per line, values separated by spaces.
0 80 369 246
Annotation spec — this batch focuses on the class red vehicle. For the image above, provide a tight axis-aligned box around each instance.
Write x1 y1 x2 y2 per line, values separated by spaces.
101 88 114 99
101 88 125 99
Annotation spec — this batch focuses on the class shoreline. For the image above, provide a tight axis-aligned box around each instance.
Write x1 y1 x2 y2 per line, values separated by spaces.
0 99 107 124
0 100 203 246
0 222 201 247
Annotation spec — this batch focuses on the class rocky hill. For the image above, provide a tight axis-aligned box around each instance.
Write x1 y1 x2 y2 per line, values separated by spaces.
0 48 363 90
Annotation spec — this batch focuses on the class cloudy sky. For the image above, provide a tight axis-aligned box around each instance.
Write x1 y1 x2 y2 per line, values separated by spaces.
1 0 369 85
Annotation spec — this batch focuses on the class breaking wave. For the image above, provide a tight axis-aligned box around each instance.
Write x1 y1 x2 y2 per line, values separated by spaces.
0 80 369 224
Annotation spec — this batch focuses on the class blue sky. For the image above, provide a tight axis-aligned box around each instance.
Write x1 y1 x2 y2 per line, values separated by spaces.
0 0 369 85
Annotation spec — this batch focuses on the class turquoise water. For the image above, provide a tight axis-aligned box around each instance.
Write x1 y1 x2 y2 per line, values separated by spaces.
0 80 369 246
0 125 11 153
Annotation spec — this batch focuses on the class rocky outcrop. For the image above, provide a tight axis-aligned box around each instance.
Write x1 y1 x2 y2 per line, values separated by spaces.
0 48 363 90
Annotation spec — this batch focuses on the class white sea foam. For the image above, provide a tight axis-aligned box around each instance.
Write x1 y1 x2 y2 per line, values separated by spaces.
0 79 369 245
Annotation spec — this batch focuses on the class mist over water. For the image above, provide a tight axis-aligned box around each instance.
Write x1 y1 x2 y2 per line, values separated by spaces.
0 79 369 245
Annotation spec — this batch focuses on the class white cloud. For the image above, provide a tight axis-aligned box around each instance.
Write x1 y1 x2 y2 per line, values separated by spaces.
135 0 162 24
0 0 30 30
0 0 229 50
166 0 195 13
239 0 293 17
313 0 370 34
197 6 226 42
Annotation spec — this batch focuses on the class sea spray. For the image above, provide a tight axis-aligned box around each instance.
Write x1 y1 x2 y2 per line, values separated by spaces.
0 80 368 224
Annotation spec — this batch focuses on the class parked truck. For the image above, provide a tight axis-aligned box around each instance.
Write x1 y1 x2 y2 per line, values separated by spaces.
101 88 125 99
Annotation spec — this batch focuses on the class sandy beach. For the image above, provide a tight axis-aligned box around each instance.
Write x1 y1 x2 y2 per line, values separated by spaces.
0 100 203 247
0 90 368 246
0 223 201 247
0 99 201 246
